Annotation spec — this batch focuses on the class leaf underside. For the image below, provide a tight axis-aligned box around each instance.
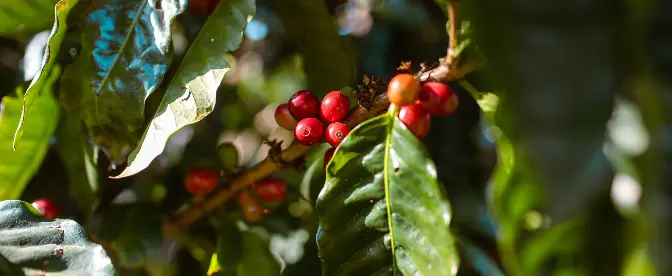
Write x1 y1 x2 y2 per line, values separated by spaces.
317 114 458 276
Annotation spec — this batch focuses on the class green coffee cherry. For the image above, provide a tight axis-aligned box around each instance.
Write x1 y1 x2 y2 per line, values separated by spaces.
217 142 239 170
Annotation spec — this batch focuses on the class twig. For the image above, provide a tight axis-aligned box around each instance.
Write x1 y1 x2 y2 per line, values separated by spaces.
418 60 480 83
163 93 391 235
446 1 459 65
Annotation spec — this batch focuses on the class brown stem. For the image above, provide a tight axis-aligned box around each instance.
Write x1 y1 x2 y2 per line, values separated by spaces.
163 93 391 236
446 1 460 65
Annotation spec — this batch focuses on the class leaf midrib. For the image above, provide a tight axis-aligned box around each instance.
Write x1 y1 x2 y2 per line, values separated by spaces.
383 110 397 274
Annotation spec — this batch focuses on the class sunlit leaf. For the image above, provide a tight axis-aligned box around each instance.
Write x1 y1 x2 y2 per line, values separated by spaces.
317 112 459 275
113 0 255 178
0 67 60 200
59 0 187 162
0 0 58 36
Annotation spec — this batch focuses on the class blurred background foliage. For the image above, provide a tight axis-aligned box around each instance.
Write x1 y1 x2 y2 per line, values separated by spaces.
0 0 669 275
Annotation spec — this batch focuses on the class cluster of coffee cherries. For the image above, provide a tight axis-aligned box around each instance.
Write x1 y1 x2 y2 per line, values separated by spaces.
275 90 353 167
184 167 288 223
387 73 459 138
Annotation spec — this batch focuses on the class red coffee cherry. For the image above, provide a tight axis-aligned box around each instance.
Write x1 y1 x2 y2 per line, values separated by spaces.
188 0 220 14
324 147 336 170
252 178 287 203
387 73 420 106
398 103 431 139
418 82 459 116
275 103 298 130
184 168 219 195
325 122 350 147
294 118 324 145
237 193 263 222
288 90 319 120
320 91 350 123
32 199 59 220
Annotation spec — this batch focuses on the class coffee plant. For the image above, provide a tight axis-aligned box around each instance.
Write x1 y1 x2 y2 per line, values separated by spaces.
0 0 668 275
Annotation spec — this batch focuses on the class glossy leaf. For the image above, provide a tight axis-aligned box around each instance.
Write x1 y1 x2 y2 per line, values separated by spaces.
273 0 354 95
0 67 60 201
0 0 58 36
316 113 459 275
59 0 187 162
0 200 115 275
113 0 255 178
15 0 77 147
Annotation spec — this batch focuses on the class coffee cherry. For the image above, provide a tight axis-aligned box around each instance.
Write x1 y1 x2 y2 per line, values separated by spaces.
320 91 350 123
32 199 59 220
387 73 420 106
185 168 219 194
324 147 336 170
398 103 431 139
237 193 263 222
418 82 459 116
274 103 298 130
251 178 287 203
294 118 324 145
288 90 319 120
217 142 239 170
325 122 350 147
188 0 220 14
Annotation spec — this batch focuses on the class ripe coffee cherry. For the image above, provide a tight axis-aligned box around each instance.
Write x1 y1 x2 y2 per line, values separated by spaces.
188 0 220 14
288 90 319 120
324 147 336 169
325 122 350 147
184 168 219 195
294 118 324 145
251 178 287 203
398 103 431 139
274 103 298 130
237 193 263 222
320 91 350 123
418 82 459 116
387 73 421 106
32 199 59 220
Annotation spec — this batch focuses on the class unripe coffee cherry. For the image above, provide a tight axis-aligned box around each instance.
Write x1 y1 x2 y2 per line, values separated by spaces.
275 103 299 130
418 82 459 116
320 91 350 123
324 147 336 170
237 193 263 222
387 74 420 106
294 118 324 145
217 142 239 170
184 168 219 194
251 178 287 203
288 90 319 120
398 103 431 139
32 199 59 220
325 122 350 147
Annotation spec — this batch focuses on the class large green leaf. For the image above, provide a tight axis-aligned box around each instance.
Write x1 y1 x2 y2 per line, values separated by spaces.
0 67 60 201
210 223 281 276
316 112 459 275
113 0 255 178
59 0 186 162
15 0 78 147
0 0 58 36
0 200 115 275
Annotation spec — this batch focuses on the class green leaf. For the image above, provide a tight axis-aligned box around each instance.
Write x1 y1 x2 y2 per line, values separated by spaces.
316 113 459 275
273 0 354 95
54 114 99 215
0 67 60 201
15 0 77 147
59 0 187 162
210 225 281 276
113 0 255 178
0 0 58 36
0 200 115 275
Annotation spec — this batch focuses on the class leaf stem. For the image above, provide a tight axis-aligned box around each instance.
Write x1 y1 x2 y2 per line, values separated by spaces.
163 93 391 235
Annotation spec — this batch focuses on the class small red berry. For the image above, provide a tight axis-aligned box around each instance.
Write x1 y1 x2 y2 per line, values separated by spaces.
32 199 59 220
325 122 350 147
252 178 287 203
387 74 421 106
294 118 324 145
418 82 459 116
320 91 350 123
239 195 263 222
275 103 298 130
184 168 219 195
263 208 272 215
398 103 431 139
188 0 220 14
324 147 336 170
288 90 319 120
